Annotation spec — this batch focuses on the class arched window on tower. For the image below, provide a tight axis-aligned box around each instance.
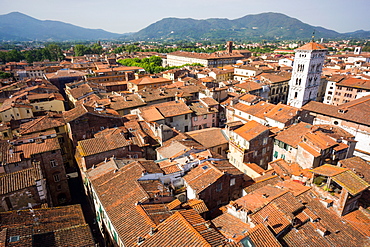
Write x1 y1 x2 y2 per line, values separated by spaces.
294 92 298 98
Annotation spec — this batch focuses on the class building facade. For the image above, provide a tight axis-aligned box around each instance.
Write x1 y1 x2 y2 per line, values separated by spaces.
287 42 327 108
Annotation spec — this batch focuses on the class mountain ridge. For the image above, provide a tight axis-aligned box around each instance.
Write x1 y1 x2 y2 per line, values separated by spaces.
0 12 369 42
0 12 122 41
127 12 370 41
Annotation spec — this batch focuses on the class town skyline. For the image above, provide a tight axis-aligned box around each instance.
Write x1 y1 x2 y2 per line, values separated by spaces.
1 0 369 34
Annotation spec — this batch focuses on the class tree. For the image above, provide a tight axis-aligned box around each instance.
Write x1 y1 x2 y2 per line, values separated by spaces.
46 44 64 61
0 71 12 79
74 44 89 56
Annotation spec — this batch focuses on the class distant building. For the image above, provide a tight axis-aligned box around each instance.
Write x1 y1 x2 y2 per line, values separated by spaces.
166 41 251 68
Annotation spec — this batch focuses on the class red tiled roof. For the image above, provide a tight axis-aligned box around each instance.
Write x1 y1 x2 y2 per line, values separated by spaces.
20 138 61 158
183 162 224 193
244 223 282 247
212 213 251 242
77 134 130 157
0 204 94 247
0 166 41 195
187 128 228 148
296 42 327 51
234 120 269 141
343 209 370 237
140 209 229 247
19 113 65 135
302 96 370 126
275 122 313 148
128 76 172 86
88 161 155 246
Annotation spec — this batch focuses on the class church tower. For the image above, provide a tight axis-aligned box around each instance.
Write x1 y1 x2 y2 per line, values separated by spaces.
287 41 327 108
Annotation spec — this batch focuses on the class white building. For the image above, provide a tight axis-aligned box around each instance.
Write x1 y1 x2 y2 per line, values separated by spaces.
287 41 327 108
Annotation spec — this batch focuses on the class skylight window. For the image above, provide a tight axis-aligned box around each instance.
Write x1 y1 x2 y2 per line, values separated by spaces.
9 236 20 242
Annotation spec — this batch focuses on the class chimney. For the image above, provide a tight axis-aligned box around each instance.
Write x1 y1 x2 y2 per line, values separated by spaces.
227 41 233 54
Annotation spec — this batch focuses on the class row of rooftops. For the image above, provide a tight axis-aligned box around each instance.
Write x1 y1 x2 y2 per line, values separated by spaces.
0 42 369 246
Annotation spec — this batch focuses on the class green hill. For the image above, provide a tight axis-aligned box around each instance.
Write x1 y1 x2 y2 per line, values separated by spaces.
127 12 369 41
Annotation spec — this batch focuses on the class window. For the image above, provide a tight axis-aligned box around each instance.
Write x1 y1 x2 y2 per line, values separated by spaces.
184 126 188 132
203 115 207 119
262 137 268 145
274 151 278 158
294 92 298 98
50 160 57 167
281 154 285 159
169 117 173 122
230 178 236 186
194 116 198 121
53 173 60 182
216 183 223 192
262 148 266 155
185 114 188 120
253 151 258 157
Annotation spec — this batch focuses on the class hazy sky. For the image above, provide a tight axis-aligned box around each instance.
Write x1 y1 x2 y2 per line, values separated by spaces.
1 0 369 34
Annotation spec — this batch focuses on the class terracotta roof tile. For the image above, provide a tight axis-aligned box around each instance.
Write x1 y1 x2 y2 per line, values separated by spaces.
234 185 287 212
339 156 370 183
264 103 300 124
140 209 229 247
296 42 327 51
212 213 251 242
250 203 290 235
310 164 348 177
88 161 155 246
76 134 130 157
302 96 370 126
187 128 228 148
185 199 209 214
183 162 224 193
343 209 370 237
332 170 370 195
243 223 281 247
244 175 283 194
0 204 93 246
19 113 65 135
0 166 41 195
275 122 313 148
19 138 61 158
234 120 269 141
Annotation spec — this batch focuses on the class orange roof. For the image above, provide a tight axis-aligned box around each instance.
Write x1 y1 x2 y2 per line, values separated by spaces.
310 164 348 177
343 209 370 237
140 209 228 247
234 120 269 141
244 223 282 247
183 162 224 193
296 42 327 51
